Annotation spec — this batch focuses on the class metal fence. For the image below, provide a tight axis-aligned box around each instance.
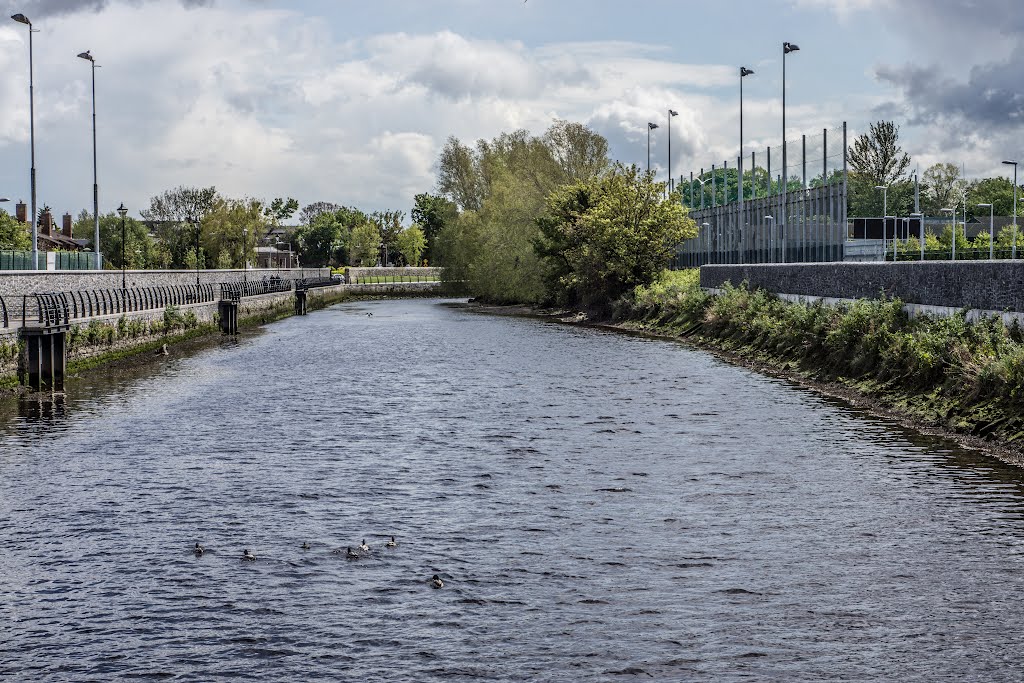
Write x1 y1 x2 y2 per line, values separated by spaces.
0 250 98 271
675 123 848 267
220 278 293 302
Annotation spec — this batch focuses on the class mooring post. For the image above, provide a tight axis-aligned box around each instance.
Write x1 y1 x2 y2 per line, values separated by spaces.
218 300 239 335
295 289 307 316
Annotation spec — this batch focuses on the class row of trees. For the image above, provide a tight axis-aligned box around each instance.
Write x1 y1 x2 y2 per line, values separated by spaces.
291 204 426 268
429 119 695 310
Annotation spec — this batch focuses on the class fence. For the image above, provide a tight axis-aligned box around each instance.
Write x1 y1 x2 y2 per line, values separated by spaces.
219 278 293 302
888 248 1018 262
675 123 848 267
0 250 99 271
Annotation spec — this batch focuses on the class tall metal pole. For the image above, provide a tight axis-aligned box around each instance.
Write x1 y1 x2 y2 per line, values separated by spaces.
1005 161 1018 259
12 15 38 268
782 42 799 261
668 110 677 194
79 51 101 269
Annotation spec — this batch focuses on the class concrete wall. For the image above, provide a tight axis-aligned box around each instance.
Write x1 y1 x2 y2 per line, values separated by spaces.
345 266 441 281
700 261 1024 313
0 268 330 298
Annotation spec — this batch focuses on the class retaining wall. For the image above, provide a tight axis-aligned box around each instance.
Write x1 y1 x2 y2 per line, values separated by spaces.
0 268 329 297
700 261 1024 313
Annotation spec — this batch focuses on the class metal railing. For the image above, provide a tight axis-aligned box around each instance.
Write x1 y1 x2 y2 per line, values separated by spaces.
219 278 293 301
295 276 337 290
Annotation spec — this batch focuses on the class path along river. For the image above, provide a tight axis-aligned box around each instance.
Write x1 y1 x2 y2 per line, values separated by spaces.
2 298 1024 681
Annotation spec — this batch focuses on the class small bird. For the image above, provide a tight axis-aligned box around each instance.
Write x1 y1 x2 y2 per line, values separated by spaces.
242 549 256 561
301 542 311 550
430 574 444 589
194 542 205 556
156 344 169 356
346 547 360 559
359 539 370 552
385 536 397 548
366 312 373 317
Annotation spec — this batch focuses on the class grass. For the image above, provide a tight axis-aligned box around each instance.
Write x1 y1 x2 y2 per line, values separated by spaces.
613 269 1024 446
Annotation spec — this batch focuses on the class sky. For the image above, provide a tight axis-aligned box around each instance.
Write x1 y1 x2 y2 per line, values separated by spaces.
0 0 1021 221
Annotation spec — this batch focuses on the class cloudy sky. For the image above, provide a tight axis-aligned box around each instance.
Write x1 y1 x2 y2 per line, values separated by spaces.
0 0 1020 220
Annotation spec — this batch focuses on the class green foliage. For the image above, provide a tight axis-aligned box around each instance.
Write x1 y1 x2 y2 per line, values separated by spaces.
265 197 299 223
967 176 1020 217
371 210 405 265
411 193 457 264
535 163 697 312
140 186 219 269
349 222 381 266
294 206 367 266
200 197 265 270
846 121 913 218
0 209 30 250
921 163 967 216
396 224 426 266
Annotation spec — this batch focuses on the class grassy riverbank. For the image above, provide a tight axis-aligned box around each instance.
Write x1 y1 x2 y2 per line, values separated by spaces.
610 269 1024 459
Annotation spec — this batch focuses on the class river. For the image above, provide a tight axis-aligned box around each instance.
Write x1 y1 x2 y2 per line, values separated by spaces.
1 298 1023 681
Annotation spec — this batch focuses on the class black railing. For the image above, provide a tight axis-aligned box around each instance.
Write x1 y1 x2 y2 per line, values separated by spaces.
219 278 293 301
295 276 337 290
887 248 1019 262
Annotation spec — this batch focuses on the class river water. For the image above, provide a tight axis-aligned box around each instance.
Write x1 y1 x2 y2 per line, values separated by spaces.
2 298 1024 681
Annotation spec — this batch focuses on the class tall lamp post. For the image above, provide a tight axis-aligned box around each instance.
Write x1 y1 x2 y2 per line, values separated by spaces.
782 41 799 241
1003 160 1018 259
194 219 201 286
77 50 100 269
117 203 127 295
740 66 754 263
242 227 248 283
874 185 888 254
667 109 678 193
11 13 38 269
647 122 659 173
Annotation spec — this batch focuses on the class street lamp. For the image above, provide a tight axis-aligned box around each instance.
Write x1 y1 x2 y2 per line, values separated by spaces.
647 122 659 173
667 109 678 193
977 203 995 259
910 212 924 261
874 185 888 253
77 50 101 270
740 66 754 263
242 227 248 283
765 215 775 263
12 13 38 269
117 202 127 295
782 41 799 233
193 218 201 285
1003 160 1018 259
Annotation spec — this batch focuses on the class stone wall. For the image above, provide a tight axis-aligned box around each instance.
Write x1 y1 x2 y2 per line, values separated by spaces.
345 267 441 281
700 262 1024 313
0 268 330 298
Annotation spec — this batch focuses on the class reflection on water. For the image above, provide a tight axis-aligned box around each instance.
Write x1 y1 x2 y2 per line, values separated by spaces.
1 298 1024 681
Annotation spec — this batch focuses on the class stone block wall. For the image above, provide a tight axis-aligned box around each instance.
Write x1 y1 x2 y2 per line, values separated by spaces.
700 262 1024 313
0 268 330 298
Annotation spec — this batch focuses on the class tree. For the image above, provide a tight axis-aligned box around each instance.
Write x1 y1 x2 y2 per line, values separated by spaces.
97 212 159 269
0 209 30 250
922 163 967 215
411 193 457 265
293 206 367 266
535 163 697 313
140 186 219 268
298 201 342 226
543 119 610 183
847 121 912 217
371 210 404 265
396 224 426 266
968 176 1020 217
265 197 299 223
200 198 264 269
349 222 381 266
437 136 483 211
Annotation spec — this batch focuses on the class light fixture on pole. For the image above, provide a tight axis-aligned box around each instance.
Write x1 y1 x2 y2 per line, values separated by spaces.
1003 160 1018 259
77 49 101 270
647 122 659 174
978 203 995 260
910 212 924 261
667 110 678 193
874 185 888 253
782 42 799 237
12 13 38 269
740 66 754 263
117 202 128 295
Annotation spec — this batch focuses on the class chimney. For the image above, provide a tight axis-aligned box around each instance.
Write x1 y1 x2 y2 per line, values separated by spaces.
15 202 27 224
40 210 52 236
63 213 73 238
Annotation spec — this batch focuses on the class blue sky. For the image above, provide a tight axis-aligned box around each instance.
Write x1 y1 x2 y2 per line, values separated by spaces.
0 0 1020 221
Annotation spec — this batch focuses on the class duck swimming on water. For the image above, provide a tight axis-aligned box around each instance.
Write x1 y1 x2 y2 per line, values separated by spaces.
359 539 370 552
430 575 444 589
346 547 360 559
301 542 311 550
385 536 397 548
194 543 205 556
242 549 256 561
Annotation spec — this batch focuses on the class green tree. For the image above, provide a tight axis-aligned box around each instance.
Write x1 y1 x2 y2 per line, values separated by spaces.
200 197 264 269
293 206 366 266
847 121 912 217
299 201 342 226
265 197 299 223
437 136 483 211
921 163 967 215
968 176 1020 217
411 193 457 264
0 209 30 250
371 210 405 265
396 224 427 266
98 212 159 269
140 186 219 268
349 222 381 266
535 163 697 313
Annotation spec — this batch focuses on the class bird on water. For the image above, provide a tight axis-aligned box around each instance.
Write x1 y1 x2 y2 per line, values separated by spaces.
242 549 256 561
346 547 360 559
301 542 311 550
359 539 370 552
431 575 444 589
385 536 397 548
194 542 205 556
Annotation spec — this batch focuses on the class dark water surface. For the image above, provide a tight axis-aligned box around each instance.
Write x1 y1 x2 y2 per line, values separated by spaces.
2 298 1024 681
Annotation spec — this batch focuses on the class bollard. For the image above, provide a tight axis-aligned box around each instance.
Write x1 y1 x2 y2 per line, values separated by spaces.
20 325 68 392
218 300 239 334
295 289 307 316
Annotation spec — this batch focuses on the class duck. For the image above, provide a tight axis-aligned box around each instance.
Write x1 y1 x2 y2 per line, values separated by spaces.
359 539 370 553
385 536 397 548
346 547 360 559
301 542 311 550
430 574 444 589
242 549 256 561
155 343 169 356
194 542 205 556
